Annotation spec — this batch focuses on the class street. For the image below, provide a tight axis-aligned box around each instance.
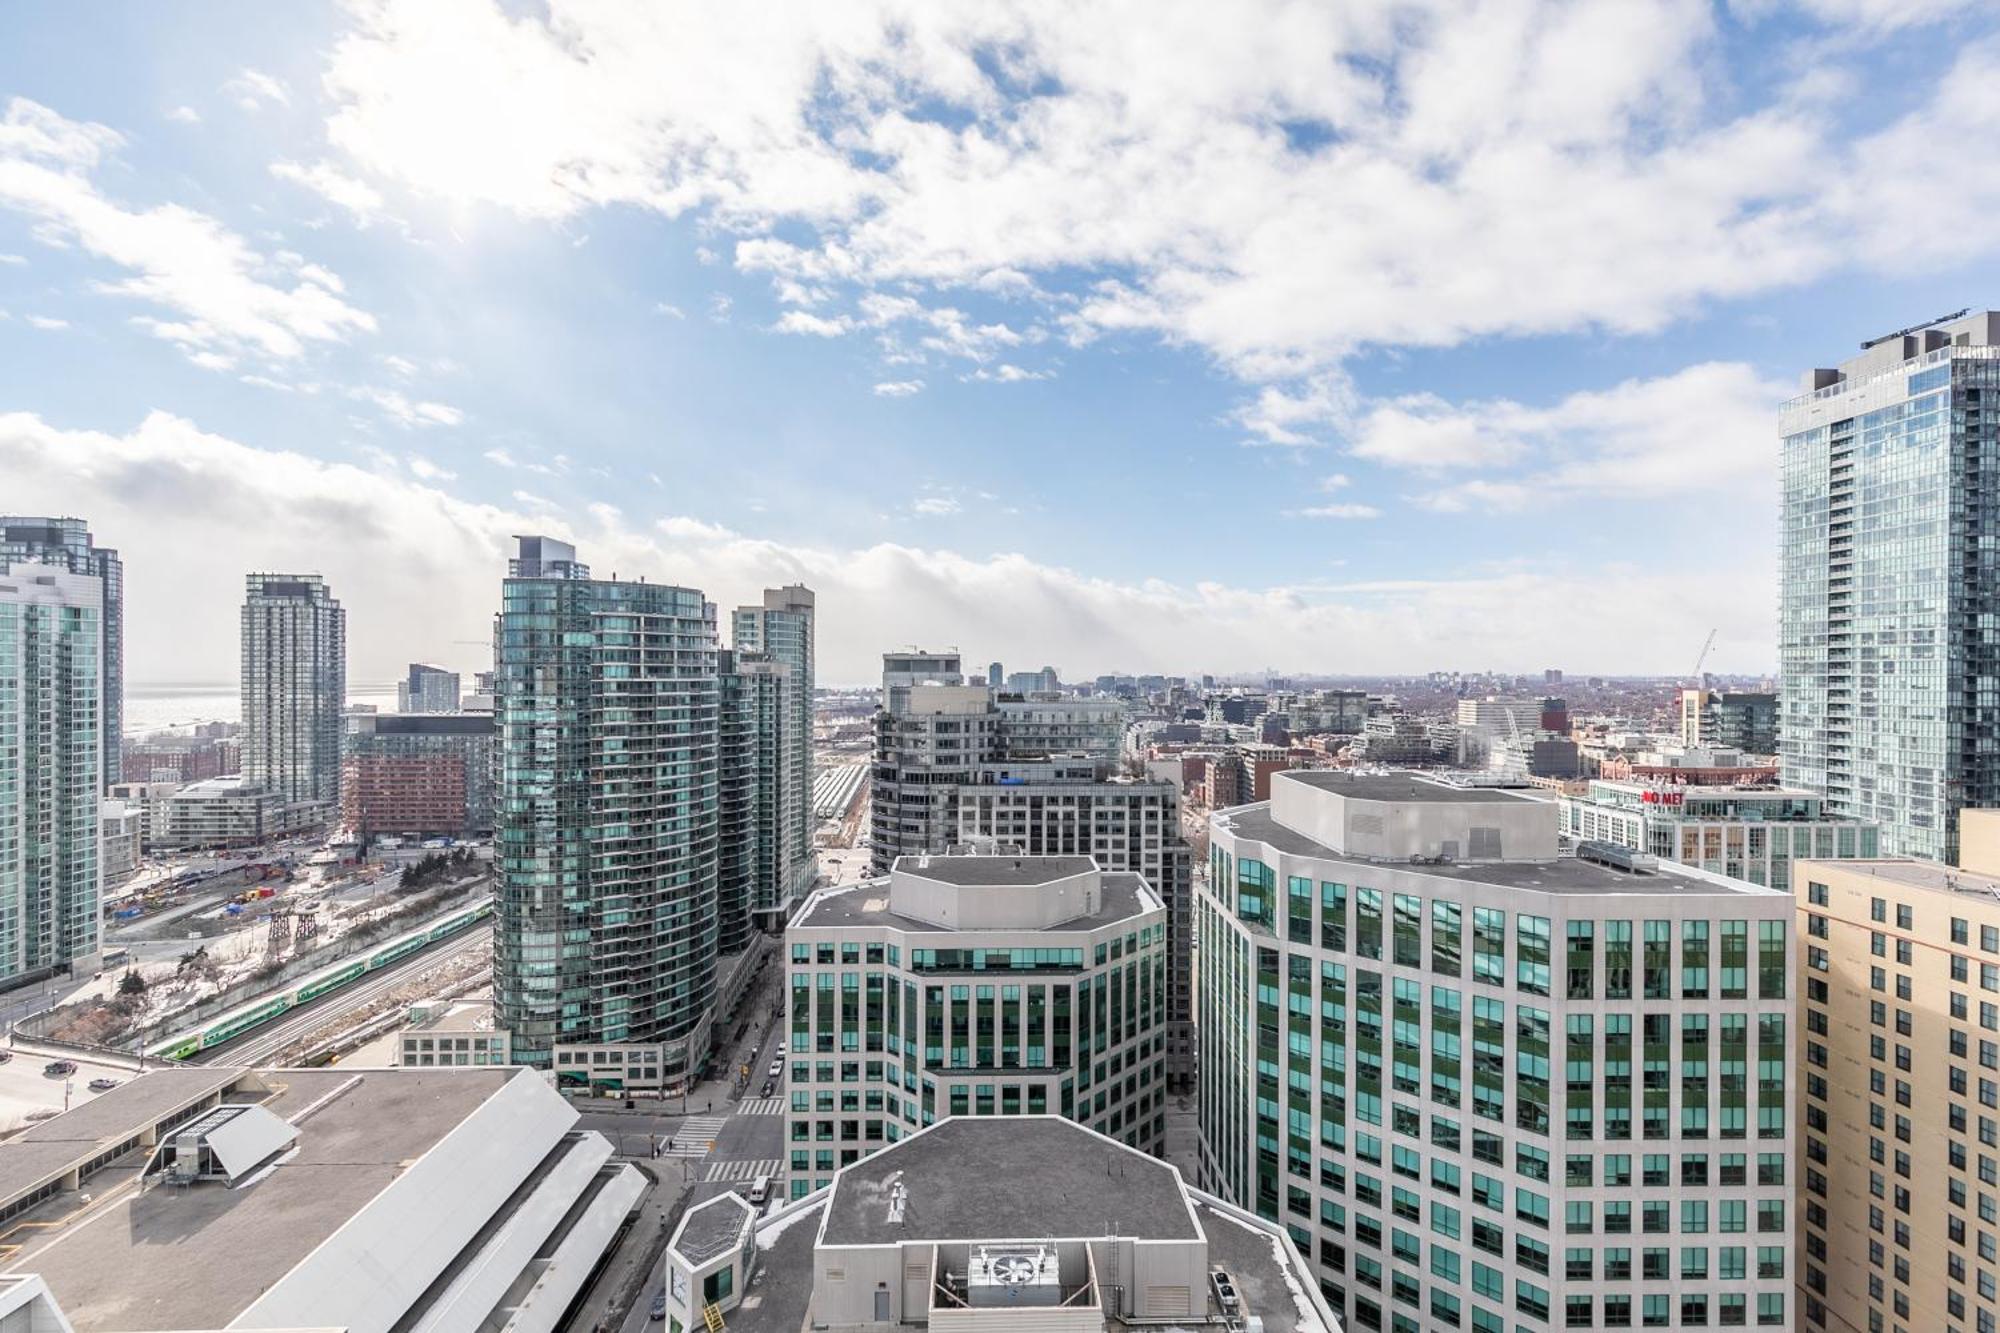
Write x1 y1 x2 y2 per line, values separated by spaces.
564 954 791 1333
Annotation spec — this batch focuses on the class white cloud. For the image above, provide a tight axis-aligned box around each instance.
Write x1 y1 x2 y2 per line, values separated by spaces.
224 68 290 112
912 493 962 516
653 301 685 319
873 379 924 397
304 0 2000 388
1289 502 1381 520
408 455 456 481
0 98 375 364
1320 473 1352 491
351 384 463 428
378 353 417 377
271 159 385 224
1355 361 1783 500
166 106 202 125
483 445 568 475
0 252 24 265
770 309 852 337
23 314 67 331
962 363 1049 383
1409 480 1537 514
0 408 1780 682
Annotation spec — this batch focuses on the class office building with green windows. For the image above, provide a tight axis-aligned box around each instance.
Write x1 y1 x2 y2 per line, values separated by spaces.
0 518 120 789
1781 309 2000 863
0 565 104 984
781 851 1167 1199
1198 770 1795 1332
494 536 720 1073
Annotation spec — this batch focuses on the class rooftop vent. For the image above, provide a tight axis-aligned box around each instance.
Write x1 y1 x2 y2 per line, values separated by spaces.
1577 840 1657 875
154 1103 298 1188
966 1245 1061 1308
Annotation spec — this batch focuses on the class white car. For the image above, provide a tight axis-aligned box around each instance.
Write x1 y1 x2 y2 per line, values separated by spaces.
768 1058 784 1080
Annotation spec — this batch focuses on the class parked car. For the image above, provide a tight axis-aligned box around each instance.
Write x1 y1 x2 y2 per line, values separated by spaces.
768 1057 783 1079
42 1060 76 1078
0 1049 14 1064
87 1077 120 1092
760 1078 775 1097
649 1292 666 1321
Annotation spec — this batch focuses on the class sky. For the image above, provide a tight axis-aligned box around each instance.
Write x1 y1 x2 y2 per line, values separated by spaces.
3 0 1998 688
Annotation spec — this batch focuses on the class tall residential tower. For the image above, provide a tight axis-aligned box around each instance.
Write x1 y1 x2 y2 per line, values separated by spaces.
731 585 816 916
1782 309 2000 861
0 565 104 983
240 573 345 809
0 518 121 787
494 537 720 1071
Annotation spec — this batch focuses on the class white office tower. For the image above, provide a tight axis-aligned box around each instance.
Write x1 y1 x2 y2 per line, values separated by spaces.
1200 771 1796 1332
241 573 345 809
733 585 816 911
0 565 104 984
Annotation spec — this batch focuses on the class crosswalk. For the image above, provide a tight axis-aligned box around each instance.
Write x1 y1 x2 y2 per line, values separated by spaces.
657 1115 729 1157
704 1157 783 1183
735 1097 785 1116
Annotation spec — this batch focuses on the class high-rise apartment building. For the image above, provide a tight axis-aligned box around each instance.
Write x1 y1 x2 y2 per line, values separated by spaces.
397 662 461 713
494 537 719 1073
732 586 816 911
0 565 104 982
1794 809 2000 1333
1782 309 2000 862
240 573 344 810
718 648 789 956
783 852 1168 1197
1201 770 1796 1331
0 517 121 787
987 658 1003 689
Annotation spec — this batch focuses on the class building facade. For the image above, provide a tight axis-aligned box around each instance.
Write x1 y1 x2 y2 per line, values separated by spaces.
241 573 345 810
1557 780 1877 892
718 648 789 955
495 536 720 1073
396 662 461 713
0 517 121 788
1201 770 1796 1331
0 565 103 984
1793 809 2000 1333
783 853 1168 1198
156 776 324 848
731 586 816 914
1782 309 2000 862
342 712 495 839
1680 690 1779 755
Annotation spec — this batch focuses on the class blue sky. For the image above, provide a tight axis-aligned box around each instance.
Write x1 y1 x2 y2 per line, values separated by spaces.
3 0 1998 686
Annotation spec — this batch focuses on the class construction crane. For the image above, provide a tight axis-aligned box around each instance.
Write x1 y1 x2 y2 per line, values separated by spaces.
1691 628 1718 685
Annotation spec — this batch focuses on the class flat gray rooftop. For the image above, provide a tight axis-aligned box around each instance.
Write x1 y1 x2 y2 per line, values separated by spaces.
895 854 1097 885
727 1199 822 1333
674 1191 754 1265
6 1067 511 1332
1282 771 1532 804
0 1066 249 1207
822 1117 1197 1246
1830 859 2000 899
1194 1200 1321 1333
1220 805 1775 898
794 871 1158 933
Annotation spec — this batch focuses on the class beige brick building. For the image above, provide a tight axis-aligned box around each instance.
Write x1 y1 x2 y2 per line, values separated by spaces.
1797 809 2000 1333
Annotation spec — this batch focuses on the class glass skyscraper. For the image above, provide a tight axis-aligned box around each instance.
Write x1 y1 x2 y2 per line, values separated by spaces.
240 573 345 810
1781 309 2000 862
731 586 815 918
0 517 121 788
0 565 104 981
494 537 720 1069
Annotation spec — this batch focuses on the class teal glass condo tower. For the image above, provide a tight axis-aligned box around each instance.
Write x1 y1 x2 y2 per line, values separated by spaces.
495 537 720 1069
1782 310 2000 862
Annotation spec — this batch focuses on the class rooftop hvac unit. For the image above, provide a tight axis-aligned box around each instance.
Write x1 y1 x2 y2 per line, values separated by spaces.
1576 840 1658 874
966 1245 1061 1308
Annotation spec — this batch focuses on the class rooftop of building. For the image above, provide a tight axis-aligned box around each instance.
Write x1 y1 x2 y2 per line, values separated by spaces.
1218 802 1778 898
2 1066 512 1332
169 776 264 799
1808 858 2000 900
790 869 1159 933
1282 770 1533 804
896 853 1097 886
821 1116 1198 1246
349 712 494 735
406 999 499 1033
673 1191 756 1266
715 1117 1333 1333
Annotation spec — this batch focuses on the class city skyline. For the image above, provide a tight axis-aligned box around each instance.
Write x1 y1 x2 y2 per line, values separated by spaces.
6 4 2000 684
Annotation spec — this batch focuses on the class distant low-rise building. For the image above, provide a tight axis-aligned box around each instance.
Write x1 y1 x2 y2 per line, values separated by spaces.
1560 779 1877 891
398 999 511 1067
342 711 495 839
156 776 323 848
100 799 145 884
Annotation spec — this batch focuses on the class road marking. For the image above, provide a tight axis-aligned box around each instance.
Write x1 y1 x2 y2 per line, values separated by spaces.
657 1115 729 1156
735 1097 785 1116
703 1157 783 1182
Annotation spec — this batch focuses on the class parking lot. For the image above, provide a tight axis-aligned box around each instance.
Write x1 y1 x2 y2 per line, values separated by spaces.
0 1038 140 1135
